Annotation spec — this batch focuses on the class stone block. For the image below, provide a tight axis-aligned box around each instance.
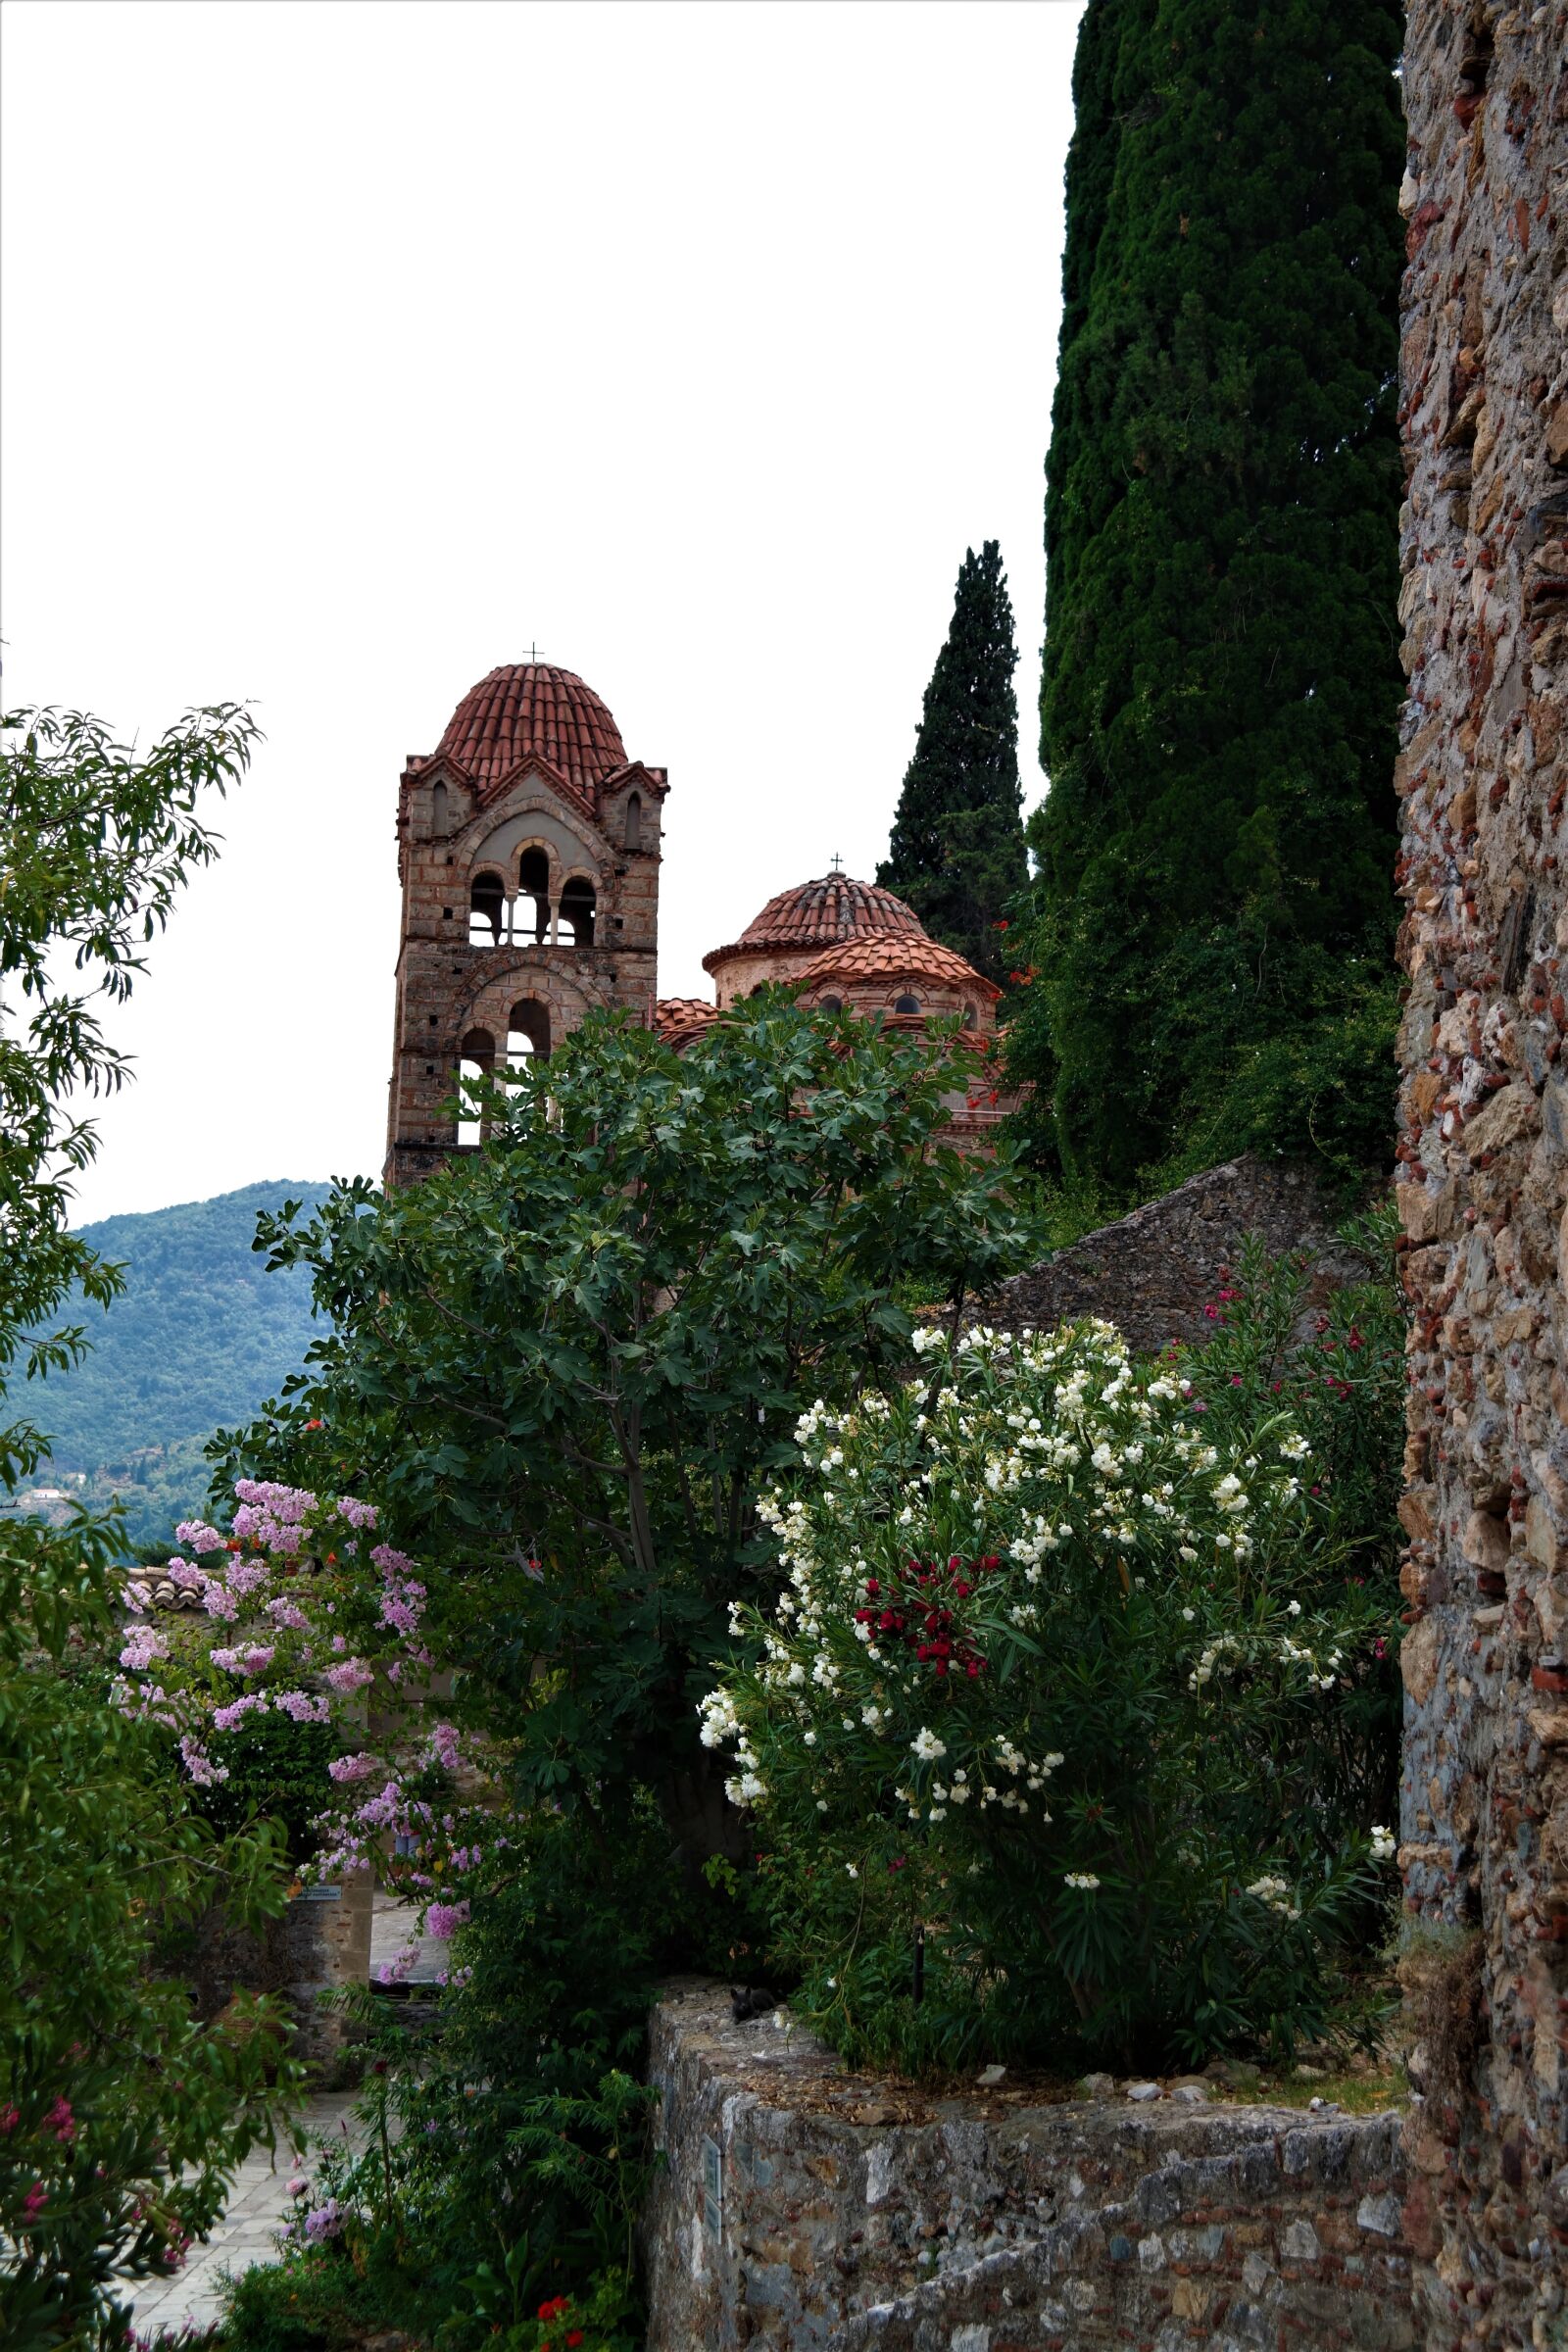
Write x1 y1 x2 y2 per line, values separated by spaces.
643 1983 1410 2350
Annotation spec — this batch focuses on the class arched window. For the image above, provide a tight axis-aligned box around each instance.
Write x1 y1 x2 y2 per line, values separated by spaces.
457 1026 495 1147
468 872 505 947
507 998 551 1064
430 780 449 840
817 995 843 1014
962 1004 978 1030
624 793 642 852
559 875 596 948
893 993 921 1015
517 847 550 944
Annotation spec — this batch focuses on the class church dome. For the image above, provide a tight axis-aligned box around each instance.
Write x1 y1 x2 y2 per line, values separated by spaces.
703 874 924 978
435 662 628 795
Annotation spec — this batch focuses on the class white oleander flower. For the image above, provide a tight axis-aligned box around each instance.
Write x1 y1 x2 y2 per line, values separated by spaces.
1369 1826 1397 1863
1064 1873 1101 1891
910 1726 948 1762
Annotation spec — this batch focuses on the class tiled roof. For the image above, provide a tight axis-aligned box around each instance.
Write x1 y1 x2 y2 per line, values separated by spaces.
653 997 719 1041
433 663 628 797
790 931 1002 1001
703 875 924 975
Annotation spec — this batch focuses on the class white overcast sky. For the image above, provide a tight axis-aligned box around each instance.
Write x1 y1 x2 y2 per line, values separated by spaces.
2 0 1083 1224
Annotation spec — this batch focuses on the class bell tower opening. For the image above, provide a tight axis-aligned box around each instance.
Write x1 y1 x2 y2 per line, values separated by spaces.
468 872 505 947
507 999 551 1063
559 876 596 947
517 847 550 944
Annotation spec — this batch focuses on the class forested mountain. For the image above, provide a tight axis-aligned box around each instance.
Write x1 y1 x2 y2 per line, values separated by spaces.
10 1181 329 1545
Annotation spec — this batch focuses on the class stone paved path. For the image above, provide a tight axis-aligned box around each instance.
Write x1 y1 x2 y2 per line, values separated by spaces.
124 2091 367 2342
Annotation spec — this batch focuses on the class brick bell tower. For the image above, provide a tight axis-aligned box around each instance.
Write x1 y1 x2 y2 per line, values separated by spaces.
384 660 666 1186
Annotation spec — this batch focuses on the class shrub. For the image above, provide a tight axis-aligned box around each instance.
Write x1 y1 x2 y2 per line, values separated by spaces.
702 1240 1402 2073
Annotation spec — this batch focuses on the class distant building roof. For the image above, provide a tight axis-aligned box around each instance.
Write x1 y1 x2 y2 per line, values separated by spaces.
703 874 923 977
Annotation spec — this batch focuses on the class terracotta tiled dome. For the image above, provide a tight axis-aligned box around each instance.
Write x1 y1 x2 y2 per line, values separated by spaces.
704 875 923 976
790 931 1002 1001
435 662 627 796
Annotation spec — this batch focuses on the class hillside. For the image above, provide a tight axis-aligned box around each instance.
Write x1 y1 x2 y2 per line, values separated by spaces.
12 1181 330 1547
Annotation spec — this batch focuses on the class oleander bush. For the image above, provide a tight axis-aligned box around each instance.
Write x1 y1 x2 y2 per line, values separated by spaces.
703 1228 1403 2073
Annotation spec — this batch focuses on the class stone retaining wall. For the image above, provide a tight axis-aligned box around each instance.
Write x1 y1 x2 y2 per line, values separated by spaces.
645 1982 1411 2351
1394 2 1567 2342
974 1156 1357 1358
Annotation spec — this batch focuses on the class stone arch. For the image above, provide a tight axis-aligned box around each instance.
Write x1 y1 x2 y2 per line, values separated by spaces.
462 967 610 1061
470 797 603 886
893 992 921 1015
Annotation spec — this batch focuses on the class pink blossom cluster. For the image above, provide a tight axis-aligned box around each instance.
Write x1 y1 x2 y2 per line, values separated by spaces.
179 1735 229 1786
175 1519 228 1555
119 1626 169 1673
323 1657 374 1695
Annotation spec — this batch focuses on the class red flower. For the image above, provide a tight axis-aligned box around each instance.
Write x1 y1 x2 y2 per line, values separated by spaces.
305 1418 324 1431
567 2336 584 2349
537 2297 571 2323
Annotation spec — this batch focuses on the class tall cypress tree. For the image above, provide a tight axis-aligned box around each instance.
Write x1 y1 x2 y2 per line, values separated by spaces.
1011 0 1404 1193
877 542 1028 986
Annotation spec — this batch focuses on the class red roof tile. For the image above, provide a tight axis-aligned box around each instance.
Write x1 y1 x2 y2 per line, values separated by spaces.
790 931 1002 1001
434 662 628 797
703 875 924 976
653 997 719 1041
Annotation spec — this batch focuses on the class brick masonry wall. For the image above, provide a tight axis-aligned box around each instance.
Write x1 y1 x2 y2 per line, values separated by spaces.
384 757 662 1186
1394 3 1567 2343
644 1984 1411 2352
975 1155 1358 1359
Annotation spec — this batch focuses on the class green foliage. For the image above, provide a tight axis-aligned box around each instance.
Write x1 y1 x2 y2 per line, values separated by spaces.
222 1809 665 2349
708 1230 1404 2074
217 996 1035 1868
0 691 302 2348
0 1510 303 2349
876 541 1028 987
1010 0 1404 1192
7 1185 328 1547
195 1707 344 1865
210 999 1032 2344
0 700 260 1493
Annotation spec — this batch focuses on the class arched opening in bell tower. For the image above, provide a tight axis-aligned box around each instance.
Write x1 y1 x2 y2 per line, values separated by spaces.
468 872 505 947
507 999 552 1064
456 1026 495 1147
516 847 551 944
559 875 596 948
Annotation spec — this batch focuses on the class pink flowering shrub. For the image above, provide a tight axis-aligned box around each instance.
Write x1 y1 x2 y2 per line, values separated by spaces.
114 1482 503 1936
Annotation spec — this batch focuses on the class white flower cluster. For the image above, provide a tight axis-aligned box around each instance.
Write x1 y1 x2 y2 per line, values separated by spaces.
1370 1825 1397 1863
1244 1874 1302 1923
698 1316 1331 1893
1189 1633 1245 1690
1064 1872 1101 1891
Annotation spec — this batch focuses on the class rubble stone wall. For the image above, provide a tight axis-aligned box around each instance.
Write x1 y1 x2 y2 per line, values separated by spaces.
644 1983 1411 2352
976 1154 1356 1358
1394 3 1568 2342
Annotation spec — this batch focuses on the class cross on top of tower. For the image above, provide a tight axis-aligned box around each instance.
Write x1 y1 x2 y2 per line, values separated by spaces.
829 851 844 873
